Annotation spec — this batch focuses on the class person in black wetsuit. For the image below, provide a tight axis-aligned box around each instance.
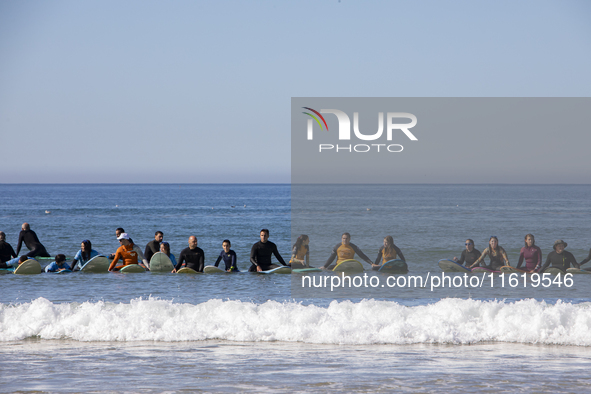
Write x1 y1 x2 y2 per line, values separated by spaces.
173 235 205 272
0 231 17 268
541 240 579 272
15 223 50 257
579 248 591 271
214 239 239 272
249 229 287 272
453 239 482 267
144 231 163 263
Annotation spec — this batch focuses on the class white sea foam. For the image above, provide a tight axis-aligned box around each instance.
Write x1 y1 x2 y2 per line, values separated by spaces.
2 298 591 345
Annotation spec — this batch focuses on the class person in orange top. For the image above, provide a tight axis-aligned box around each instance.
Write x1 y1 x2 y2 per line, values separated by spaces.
372 235 406 270
108 233 150 271
322 232 372 270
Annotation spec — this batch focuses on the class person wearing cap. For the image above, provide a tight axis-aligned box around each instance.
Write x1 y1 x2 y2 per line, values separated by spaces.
15 223 50 258
108 233 150 271
541 240 579 272
71 240 102 271
0 231 17 268
45 254 71 272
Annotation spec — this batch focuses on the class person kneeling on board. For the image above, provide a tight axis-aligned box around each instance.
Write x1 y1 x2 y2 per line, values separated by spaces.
108 233 150 271
372 235 405 271
249 229 287 272
45 254 71 272
541 240 579 272
321 232 372 270
15 222 50 258
172 236 204 273
453 239 481 268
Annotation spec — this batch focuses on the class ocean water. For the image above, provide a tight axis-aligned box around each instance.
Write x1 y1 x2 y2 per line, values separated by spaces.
2 184 591 393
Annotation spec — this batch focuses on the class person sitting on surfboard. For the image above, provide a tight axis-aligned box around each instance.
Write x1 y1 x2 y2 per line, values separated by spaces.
453 239 481 267
45 254 71 272
0 231 17 269
290 235 310 269
541 240 579 272
249 229 287 272
516 234 542 273
214 239 238 272
372 235 405 271
322 232 373 270
108 228 134 259
108 233 150 271
15 222 50 258
159 242 177 267
579 248 591 271
469 236 509 271
71 240 102 271
144 231 163 263
172 236 204 273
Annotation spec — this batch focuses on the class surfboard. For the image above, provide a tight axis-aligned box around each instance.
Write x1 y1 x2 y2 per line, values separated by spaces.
543 267 566 275
471 267 499 273
13 259 42 275
379 259 408 274
119 264 146 273
500 266 528 274
333 259 364 273
80 256 111 273
438 259 471 273
292 267 322 273
203 265 225 273
566 268 591 275
177 267 200 274
259 266 291 274
0 268 15 274
47 269 72 274
149 252 175 272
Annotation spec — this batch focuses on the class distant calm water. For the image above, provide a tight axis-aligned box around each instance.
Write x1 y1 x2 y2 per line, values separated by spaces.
2 184 591 393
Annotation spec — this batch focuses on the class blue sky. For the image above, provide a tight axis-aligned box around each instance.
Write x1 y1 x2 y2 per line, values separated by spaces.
1 0 590 183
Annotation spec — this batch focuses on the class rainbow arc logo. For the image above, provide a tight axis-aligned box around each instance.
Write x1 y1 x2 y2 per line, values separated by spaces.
302 107 328 131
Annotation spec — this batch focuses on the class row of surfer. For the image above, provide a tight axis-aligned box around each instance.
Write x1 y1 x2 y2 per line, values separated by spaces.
451 234 591 273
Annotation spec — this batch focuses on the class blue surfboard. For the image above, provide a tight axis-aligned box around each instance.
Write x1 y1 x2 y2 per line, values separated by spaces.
379 259 408 273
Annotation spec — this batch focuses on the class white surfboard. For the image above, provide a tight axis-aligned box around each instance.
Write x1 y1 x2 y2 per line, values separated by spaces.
177 267 201 274
80 256 110 273
149 252 175 272
204 265 225 273
119 264 146 273
14 259 42 275
259 266 291 274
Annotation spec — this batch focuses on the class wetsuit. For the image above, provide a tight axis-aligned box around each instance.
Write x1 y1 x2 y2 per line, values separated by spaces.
324 242 372 269
215 249 238 271
541 250 578 272
45 261 71 272
0 240 17 268
71 249 100 271
472 246 509 271
579 249 591 267
456 248 481 267
290 245 309 269
516 246 543 271
176 247 205 272
108 243 147 271
144 240 161 263
249 241 286 272
15 229 50 257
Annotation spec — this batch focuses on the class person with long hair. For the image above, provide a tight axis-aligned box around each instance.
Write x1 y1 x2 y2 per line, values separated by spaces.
159 241 177 267
290 234 310 269
516 234 542 273
372 235 405 271
71 240 101 271
469 236 509 271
